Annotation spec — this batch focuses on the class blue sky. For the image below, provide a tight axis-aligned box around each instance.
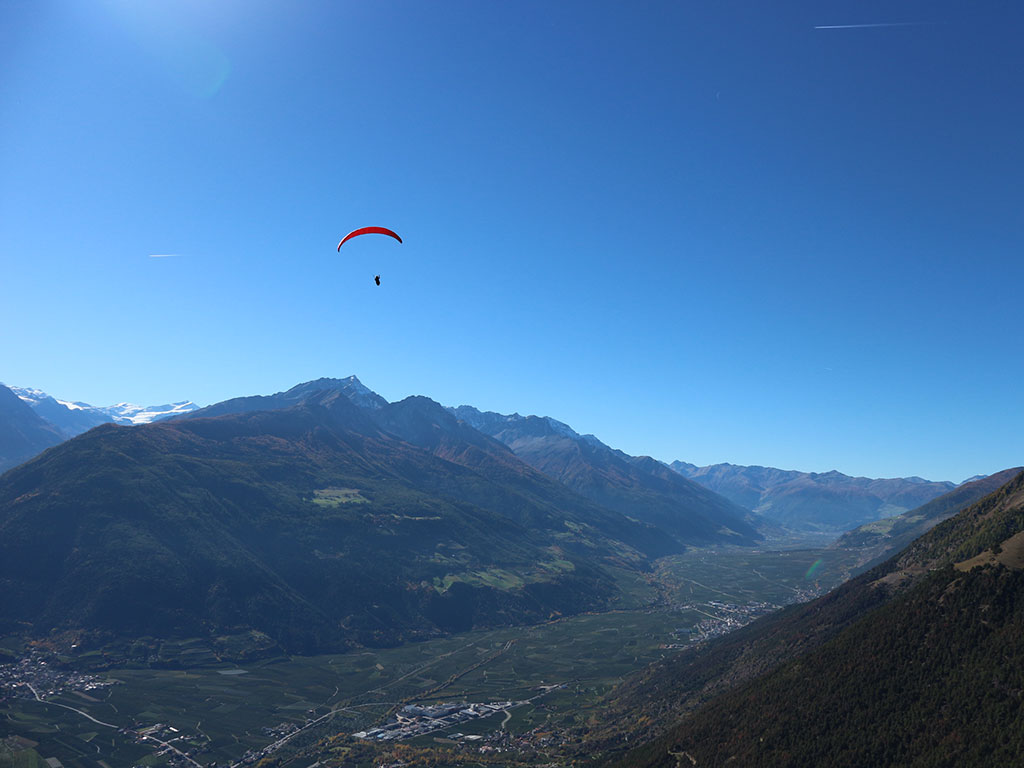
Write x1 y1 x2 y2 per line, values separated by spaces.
2 0 1021 482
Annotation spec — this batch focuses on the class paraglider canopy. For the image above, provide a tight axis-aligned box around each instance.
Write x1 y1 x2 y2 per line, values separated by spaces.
337 226 403 251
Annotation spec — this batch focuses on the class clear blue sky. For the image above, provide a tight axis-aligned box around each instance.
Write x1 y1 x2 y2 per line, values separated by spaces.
2 0 1021 482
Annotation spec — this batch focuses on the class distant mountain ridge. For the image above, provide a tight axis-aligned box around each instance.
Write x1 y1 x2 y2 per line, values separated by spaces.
671 460 956 534
3 376 966 541
450 405 761 546
9 385 198 437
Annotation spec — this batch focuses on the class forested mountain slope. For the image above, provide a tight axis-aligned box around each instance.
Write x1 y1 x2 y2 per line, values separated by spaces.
606 469 1024 768
832 466 1023 569
453 405 761 546
0 393 669 654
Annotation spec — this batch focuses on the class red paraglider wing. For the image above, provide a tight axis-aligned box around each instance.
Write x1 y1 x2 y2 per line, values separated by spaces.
337 226 403 251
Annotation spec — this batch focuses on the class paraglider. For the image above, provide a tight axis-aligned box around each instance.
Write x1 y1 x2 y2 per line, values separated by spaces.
337 226 403 251
338 227 402 286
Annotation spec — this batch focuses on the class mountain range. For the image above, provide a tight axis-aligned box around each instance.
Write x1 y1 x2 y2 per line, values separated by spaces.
7 384 198 437
671 461 958 534
0 378 760 654
0 375 1001 657
2 378 966 544
2 374 1020 766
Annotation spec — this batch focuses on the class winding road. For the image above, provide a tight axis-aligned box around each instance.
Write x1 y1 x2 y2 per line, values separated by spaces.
24 683 117 729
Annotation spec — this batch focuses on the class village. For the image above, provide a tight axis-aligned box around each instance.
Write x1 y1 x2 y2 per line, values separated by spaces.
0 650 115 704
662 599 783 647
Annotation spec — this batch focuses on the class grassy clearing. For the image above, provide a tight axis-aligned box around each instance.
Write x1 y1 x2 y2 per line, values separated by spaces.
435 568 526 591
433 557 578 593
311 487 368 506
956 529 1024 571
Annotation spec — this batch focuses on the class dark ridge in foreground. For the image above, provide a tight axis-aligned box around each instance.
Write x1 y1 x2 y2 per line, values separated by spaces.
605 469 1024 768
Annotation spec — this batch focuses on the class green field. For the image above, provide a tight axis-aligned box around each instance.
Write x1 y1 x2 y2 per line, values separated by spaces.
310 487 369 506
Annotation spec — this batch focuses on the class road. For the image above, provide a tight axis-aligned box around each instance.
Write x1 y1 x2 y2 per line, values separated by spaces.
23 683 118 728
228 707 341 768
752 568 802 594
669 573 747 602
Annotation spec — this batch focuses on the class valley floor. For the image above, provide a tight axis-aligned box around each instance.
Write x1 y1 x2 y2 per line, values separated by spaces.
0 545 852 768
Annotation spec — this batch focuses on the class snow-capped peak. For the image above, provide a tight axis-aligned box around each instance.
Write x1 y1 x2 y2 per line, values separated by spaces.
9 386 49 404
10 387 92 414
5 385 200 436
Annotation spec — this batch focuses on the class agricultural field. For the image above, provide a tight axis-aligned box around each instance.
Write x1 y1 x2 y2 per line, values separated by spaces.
656 545 864 606
0 607 689 767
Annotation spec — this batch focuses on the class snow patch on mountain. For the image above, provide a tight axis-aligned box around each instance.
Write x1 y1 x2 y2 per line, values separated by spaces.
101 401 200 424
13 388 91 413
55 399 91 411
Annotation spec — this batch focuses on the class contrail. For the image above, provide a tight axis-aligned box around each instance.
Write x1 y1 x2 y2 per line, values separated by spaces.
814 22 933 30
